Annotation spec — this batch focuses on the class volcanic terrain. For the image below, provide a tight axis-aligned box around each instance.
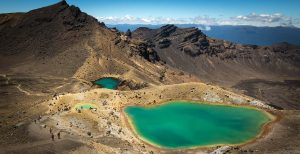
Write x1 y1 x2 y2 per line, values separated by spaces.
0 1 299 154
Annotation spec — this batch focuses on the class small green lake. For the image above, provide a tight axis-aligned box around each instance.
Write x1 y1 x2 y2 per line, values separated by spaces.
75 104 96 110
125 101 272 149
94 77 120 90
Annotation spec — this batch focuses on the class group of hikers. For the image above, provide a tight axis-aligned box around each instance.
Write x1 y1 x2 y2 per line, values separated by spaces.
33 115 62 141
50 127 61 141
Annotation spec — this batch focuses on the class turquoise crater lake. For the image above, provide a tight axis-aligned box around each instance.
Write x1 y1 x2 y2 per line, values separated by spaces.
125 101 272 149
94 77 120 90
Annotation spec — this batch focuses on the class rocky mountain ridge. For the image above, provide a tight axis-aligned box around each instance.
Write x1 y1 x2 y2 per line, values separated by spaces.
132 24 300 82
131 24 300 109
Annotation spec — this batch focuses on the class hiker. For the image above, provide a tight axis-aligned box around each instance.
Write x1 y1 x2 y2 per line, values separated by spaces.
57 132 61 139
49 127 52 134
51 133 54 141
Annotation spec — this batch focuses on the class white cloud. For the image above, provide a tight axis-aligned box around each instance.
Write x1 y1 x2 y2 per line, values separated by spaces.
197 25 212 31
97 13 300 28
229 13 297 27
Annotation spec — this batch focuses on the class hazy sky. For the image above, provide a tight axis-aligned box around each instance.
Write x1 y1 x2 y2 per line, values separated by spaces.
1 0 300 27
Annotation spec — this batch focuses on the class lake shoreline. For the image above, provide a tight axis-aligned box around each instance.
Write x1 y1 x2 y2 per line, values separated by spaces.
121 100 280 151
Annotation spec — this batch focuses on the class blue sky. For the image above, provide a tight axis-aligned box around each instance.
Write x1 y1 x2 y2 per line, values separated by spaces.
1 0 300 27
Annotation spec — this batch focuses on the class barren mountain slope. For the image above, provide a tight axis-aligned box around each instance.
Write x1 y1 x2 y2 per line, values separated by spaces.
132 25 300 109
0 1 195 85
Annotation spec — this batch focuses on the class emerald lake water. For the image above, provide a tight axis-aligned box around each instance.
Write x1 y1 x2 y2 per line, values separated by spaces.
125 101 271 149
94 77 120 89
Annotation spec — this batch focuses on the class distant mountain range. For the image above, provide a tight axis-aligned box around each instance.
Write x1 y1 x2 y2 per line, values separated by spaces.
107 24 300 46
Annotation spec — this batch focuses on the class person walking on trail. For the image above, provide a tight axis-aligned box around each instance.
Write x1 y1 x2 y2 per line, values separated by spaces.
51 133 54 141
57 132 61 139
50 127 52 134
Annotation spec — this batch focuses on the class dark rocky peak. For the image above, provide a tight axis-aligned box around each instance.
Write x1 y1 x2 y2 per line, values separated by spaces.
132 27 154 40
0 0 108 56
13 0 102 31
177 28 210 56
156 24 177 38
182 28 206 43
61 5 90 29
67 5 81 18
17 1 70 27
59 0 68 6
27 0 69 16
160 24 177 30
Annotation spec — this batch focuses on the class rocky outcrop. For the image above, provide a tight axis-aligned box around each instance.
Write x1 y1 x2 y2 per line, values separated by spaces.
128 40 160 63
182 28 202 43
155 24 177 38
62 6 89 30
118 80 148 90
158 38 171 49
132 25 213 57
125 29 132 38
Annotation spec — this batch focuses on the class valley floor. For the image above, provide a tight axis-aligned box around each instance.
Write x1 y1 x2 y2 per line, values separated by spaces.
0 74 299 154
